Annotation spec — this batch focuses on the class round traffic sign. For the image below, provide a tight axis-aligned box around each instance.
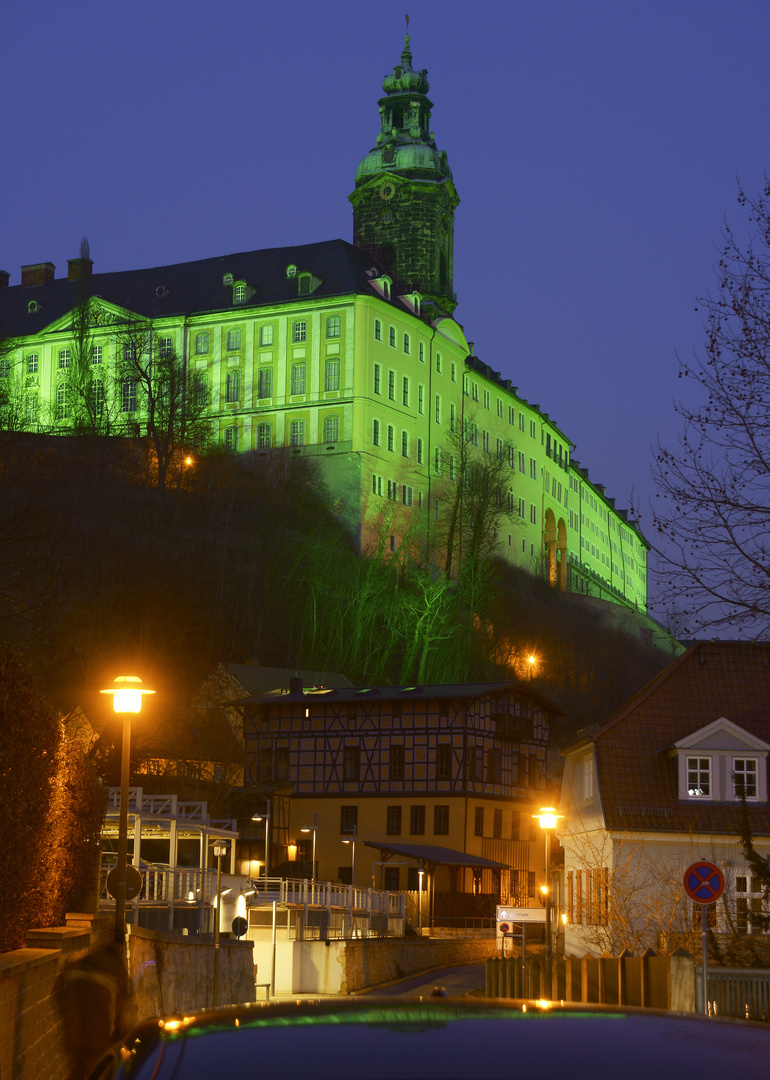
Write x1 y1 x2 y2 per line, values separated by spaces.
106 865 143 900
683 861 725 904
231 916 248 938
498 922 510 934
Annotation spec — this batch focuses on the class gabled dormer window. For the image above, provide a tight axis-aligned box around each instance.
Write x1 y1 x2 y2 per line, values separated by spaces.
674 717 770 802
297 272 322 296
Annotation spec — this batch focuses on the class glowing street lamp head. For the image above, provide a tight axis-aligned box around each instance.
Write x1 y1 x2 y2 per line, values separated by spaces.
101 675 155 714
534 807 560 830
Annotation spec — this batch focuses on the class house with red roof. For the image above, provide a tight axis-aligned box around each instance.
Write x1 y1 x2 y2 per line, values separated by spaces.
558 641 770 955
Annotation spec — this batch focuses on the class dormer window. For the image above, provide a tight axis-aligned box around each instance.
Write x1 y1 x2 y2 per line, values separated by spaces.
733 758 758 799
687 757 711 798
674 717 770 802
222 273 233 286
286 265 297 278
234 284 246 304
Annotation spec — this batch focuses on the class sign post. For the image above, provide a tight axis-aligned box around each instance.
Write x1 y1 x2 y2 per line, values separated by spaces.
683 861 725 1016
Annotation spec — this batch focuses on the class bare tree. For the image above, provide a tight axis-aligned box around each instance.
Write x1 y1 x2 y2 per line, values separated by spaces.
652 180 770 635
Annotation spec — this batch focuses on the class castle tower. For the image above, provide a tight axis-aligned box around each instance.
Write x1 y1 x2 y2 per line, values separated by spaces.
350 35 459 315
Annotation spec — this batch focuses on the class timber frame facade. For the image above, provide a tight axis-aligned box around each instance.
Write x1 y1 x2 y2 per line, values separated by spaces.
241 681 563 900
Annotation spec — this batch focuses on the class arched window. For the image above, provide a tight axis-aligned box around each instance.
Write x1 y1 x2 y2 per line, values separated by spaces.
387 425 395 452
372 419 380 446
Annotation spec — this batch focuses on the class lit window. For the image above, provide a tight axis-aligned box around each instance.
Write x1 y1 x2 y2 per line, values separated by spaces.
292 320 307 343
687 757 710 797
259 324 274 347
257 422 271 449
289 419 305 446
291 363 306 395
323 415 339 443
324 359 340 391
226 329 241 351
226 371 240 403
233 284 246 304
26 353 39 373
222 273 233 285
58 349 70 369
326 315 341 339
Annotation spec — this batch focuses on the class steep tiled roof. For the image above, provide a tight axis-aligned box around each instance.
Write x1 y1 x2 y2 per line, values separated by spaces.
0 240 394 337
588 641 770 835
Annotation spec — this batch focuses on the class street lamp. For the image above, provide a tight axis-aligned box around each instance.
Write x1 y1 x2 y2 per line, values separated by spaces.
252 799 271 900
533 806 561 999
301 812 318 884
101 675 155 944
342 825 357 886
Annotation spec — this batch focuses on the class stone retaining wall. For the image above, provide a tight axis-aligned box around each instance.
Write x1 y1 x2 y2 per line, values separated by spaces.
343 937 500 993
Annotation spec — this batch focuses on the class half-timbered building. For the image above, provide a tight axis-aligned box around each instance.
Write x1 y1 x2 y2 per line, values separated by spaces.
241 681 563 906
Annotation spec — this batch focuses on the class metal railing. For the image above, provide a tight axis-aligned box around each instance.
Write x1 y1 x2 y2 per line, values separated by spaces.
697 967 770 1021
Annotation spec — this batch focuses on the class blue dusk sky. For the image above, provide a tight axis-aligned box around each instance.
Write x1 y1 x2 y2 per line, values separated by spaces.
2 0 769 621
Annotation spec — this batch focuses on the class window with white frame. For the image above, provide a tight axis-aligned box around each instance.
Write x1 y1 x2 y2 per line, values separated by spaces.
291 363 306 395
225 329 241 351
194 332 209 355
225 426 238 451
687 757 710 798
257 422 271 450
735 876 763 934
90 345 103 365
733 758 758 799
324 359 340 391
257 367 273 399
58 348 71 369
323 414 339 444
90 381 105 417
289 419 305 446
233 284 246 304
121 380 137 413
158 336 173 358
583 755 594 803
226 371 240 404
56 383 70 419
27 353 39 373
259 324 274 347
292 320 307 343
326 315 341 339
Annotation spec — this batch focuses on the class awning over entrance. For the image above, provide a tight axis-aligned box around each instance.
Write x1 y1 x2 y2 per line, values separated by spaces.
362 840 506 871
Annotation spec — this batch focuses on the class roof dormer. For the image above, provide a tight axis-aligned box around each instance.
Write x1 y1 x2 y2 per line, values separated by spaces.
673 718 770 803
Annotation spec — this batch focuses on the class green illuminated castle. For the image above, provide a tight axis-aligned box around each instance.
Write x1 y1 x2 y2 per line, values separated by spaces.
0 36 648 613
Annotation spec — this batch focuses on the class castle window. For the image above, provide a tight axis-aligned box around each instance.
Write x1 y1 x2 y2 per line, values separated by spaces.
257 367 273 399
392 105 404 129
388 370 395 400
374 319 382 342
222 273 233 285
291 363 306 395
451 362 457 382
193 374 207 408
435 394 441 424
387 425 395 452
158 336 173 358
402 376 409 407
58 349 71 369
401 431 409 458
292 320 307 343
372 419 380 446
389 327 396 348
434 447 441 474
402 485 413 507
225 426 238 451
403 333 410 354
323 414 339 443
289 419 305 446
417 438 423 465
436 352 442 374
226 329 241 351
257 422 272 450
26 353 39 373
419 342 425 363
418 385 424 414
195 332 209 355
233 284 246 304
56 383 70 420
89 381 104 418
226 371 240 404
90 345 103 365
324 359 340 391
326 315 341 339
121 380 137 413
286 265 297 278
373 363 381 394
259 324 274 347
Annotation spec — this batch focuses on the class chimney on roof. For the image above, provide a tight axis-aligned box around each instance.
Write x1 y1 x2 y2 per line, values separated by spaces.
289 677 303 694
67 256 93 281
21 262 55 288
0 271 9 289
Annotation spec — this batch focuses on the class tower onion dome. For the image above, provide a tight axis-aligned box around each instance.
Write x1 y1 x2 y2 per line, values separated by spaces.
353 35 453 187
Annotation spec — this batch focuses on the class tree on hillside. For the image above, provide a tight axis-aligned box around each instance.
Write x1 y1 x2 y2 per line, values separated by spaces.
652 179 770 635
116 320 211 492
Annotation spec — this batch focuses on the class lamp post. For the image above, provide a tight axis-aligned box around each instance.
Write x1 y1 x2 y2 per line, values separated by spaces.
212 841 229 1007
252 800 271 900
342 825 357 885
301 812 318 884
533 807 561 999
101 675 155 944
